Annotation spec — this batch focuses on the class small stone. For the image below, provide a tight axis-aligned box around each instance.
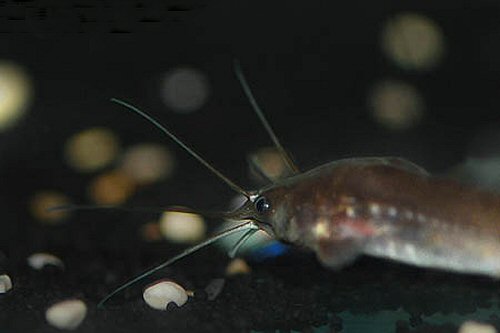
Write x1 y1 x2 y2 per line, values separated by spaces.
45 299 87 330
204 278 225 301
225 258 251 276
143 280 188 310
0 274 12 293
459 321 497 333
27 253 64 270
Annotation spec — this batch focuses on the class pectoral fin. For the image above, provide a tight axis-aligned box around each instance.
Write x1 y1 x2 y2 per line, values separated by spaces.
316 239 365 269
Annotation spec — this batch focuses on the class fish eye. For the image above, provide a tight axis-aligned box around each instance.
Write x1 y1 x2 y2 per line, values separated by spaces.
254 196 271 214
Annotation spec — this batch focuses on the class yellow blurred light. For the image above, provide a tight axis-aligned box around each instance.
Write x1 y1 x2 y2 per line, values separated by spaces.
0 61 32 130
30 190 71 224
381 12 445 71
249 147 289 181
368 79 424 130
140 221 163 242
64 127 120 173
88 170 136 205
120 143 175 185
159 210 206 244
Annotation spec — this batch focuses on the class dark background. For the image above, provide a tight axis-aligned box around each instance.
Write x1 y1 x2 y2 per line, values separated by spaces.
2 1 500 332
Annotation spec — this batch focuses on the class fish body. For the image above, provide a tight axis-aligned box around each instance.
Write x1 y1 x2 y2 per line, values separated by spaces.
254 157 500 277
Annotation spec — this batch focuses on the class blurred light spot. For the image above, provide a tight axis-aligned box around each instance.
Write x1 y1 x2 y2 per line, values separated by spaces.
88 170 136 205
248 147 289 182
381 12 445 71
120 143 175 185
140 221 163 242
0 61 32 130
65 127 120 173
161 67 210 113
30 191 71 224
368 79 424 130
159 210 206 244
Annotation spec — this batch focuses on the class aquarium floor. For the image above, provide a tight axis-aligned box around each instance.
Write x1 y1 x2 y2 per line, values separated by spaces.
2 227 500 333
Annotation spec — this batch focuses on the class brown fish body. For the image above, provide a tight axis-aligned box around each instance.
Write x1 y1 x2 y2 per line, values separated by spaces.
257 157 500 277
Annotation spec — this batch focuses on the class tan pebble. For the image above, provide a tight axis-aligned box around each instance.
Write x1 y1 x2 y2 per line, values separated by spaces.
0 274 12 293
45 299 87 330
143 280 188 310
27 253 64 270
459 321 497 333
225 258 251 276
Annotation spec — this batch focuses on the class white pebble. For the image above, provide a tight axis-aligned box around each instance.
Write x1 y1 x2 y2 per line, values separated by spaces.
459 321 497 333
27 253 64 270
45 299 87 330
0 274 12 293
143 280 188 310
159 210 206 243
